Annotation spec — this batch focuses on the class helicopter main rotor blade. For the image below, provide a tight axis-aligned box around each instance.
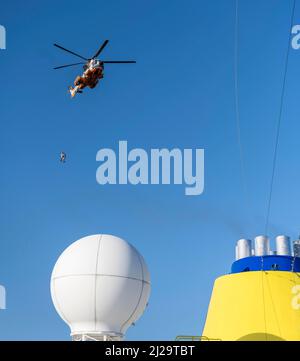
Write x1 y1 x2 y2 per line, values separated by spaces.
92 40 109 59
54 43 88 61
102 60 136 63
53 62 86 70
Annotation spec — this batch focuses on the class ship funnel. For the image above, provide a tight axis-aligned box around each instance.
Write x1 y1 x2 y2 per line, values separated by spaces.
236 239 252 260
275 235 291 256
254 235 270 256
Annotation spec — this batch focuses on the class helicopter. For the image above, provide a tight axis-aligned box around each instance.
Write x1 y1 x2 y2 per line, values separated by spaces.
53 40 136 98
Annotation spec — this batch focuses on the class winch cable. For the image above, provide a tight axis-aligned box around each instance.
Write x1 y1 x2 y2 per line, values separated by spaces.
264 0 296 235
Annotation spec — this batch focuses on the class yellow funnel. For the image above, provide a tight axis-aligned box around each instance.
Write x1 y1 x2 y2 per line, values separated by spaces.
202 271 300 340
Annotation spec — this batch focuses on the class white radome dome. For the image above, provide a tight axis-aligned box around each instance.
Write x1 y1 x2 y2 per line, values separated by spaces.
50 234 151 340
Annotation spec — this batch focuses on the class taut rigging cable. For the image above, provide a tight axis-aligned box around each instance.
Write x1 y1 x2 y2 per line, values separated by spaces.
234 1 296 339
264 0 296 234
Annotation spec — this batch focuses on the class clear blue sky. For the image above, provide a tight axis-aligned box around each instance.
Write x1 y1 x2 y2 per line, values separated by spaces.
0 0 300 340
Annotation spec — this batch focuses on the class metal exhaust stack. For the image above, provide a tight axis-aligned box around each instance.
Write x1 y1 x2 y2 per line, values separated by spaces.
275 235 291 256
254 235 270 256
236 239 252 260
293 239 300 258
